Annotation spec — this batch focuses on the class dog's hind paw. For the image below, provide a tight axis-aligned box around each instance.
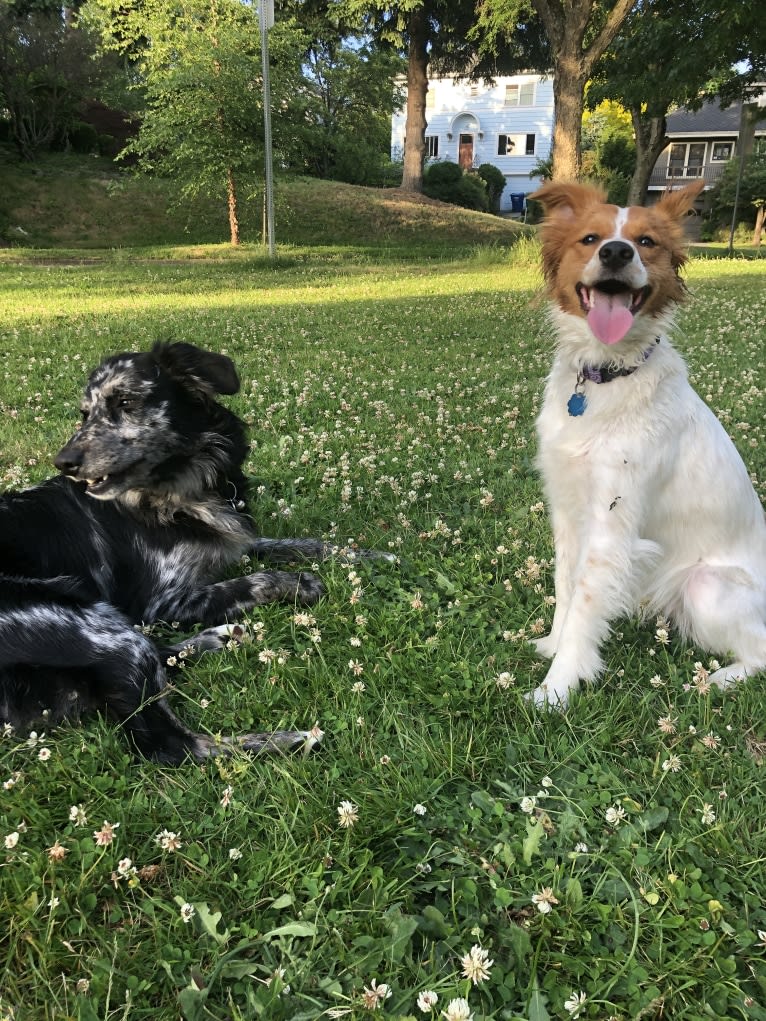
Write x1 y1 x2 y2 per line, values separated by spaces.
709 661 758 688
530 634 557 660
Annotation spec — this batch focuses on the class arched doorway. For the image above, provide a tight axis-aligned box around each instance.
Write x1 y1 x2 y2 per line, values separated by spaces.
450 112 481 170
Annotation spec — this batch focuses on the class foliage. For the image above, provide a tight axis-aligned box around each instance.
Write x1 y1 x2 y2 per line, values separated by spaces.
581 101 635 205
475 0 636 180
423 160 489 211
706 153 766 230
477 162 507 214
0 151 529 249
0 243 765 1019
588 0 766 202
0 4 105 159
290 36 406 186
91 0 308 244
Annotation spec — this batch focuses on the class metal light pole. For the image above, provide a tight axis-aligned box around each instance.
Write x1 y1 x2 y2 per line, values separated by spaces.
259 0 275 258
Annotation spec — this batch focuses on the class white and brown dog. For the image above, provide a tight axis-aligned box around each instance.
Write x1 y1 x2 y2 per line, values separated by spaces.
528 180 766 707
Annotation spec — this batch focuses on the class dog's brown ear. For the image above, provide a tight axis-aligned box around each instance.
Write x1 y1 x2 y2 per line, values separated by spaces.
151 342 240 397
655 180 705 221
529 181 607 218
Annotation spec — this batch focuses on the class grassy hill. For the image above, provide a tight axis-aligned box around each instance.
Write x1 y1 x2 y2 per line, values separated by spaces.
0 149 530 254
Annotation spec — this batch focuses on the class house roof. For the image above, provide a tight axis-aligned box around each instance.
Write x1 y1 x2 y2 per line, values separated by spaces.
666 98 744 135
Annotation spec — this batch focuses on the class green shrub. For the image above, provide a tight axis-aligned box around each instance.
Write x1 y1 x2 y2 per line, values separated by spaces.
477 162 506 213
67 120 100 154
424 161 488 211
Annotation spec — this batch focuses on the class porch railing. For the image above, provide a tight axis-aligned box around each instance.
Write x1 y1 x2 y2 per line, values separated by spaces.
647 163 727 189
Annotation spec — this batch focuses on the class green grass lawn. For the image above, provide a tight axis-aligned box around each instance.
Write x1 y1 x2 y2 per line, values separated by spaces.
0 243 765 1021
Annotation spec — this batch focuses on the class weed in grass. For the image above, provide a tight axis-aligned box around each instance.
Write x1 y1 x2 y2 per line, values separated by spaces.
0 249 764 1020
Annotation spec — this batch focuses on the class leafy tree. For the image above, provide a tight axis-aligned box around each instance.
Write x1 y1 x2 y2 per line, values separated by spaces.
92 0 307 245
707 153 766 244
476 0 635 180
342 0 493 193
292 36 405 184
0 3 103 159
581 98 635 202
588 0 766 204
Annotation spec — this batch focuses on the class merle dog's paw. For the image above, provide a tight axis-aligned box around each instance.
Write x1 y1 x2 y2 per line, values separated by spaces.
296 571 326 605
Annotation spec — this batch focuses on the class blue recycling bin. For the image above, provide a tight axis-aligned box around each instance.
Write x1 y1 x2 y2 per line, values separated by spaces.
510 193 526 213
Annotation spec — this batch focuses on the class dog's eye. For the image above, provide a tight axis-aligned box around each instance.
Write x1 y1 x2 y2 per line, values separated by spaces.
80 409 89 421
580 234 599 246
638 235 656 248
117 397 135 410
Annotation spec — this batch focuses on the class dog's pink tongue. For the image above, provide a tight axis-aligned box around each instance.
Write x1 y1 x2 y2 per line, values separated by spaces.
586 290 634 345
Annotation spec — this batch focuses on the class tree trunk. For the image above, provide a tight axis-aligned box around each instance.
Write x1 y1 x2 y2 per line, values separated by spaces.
753 203 765 247
550 61 586 181
400 7 429 193
532 0 636 182
628 108 668 206
227 167 240 246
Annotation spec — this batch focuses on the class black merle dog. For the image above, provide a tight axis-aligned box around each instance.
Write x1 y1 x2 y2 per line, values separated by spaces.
0 342 381 764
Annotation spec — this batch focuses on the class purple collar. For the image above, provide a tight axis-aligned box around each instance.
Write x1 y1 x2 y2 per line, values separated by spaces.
581 338 660 384
567 339 659 417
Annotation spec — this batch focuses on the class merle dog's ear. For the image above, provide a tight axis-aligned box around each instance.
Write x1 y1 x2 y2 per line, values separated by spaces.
151 342 240 397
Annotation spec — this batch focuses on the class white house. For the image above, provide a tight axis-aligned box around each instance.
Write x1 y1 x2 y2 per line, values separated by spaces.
391 73 554 213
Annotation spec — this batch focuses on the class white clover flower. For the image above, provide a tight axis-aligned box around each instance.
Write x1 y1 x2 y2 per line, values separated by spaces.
564 990 587 1017
417 990 439 1012
337 800 359 828
4 831 20 850
180 902 195 923
460 944 493 985
519 796 537 814
361 979 392 1010
441 997 473 1021
413 804 427 816
228 847 243 861
69 804 88 826
700 804 716 826
662 755 682 773
531 887 559 914
605 804 627 827
93 821 119 846
155 829 182 852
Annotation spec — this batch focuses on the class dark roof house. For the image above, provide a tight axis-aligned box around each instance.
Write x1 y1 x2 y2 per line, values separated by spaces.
648 95 766 195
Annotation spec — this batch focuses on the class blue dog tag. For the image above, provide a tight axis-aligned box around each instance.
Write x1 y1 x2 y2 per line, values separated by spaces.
567 391 587 417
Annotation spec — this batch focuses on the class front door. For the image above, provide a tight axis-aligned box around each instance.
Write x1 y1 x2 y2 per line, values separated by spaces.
459 133 474 170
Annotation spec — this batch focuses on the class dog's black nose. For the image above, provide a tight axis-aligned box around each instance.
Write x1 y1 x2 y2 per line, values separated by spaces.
599 240 634 271
53 443 83 474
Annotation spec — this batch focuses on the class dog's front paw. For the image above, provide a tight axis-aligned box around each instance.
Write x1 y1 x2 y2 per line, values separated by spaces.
295 571 326 605
525 682 569 711
525 664 580 710
530 634 557 660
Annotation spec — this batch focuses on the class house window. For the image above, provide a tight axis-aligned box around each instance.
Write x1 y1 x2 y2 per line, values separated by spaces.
668 142 705 178
498 133 536 156
425 135 439 159
503 82 535 107
710 142 733 161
